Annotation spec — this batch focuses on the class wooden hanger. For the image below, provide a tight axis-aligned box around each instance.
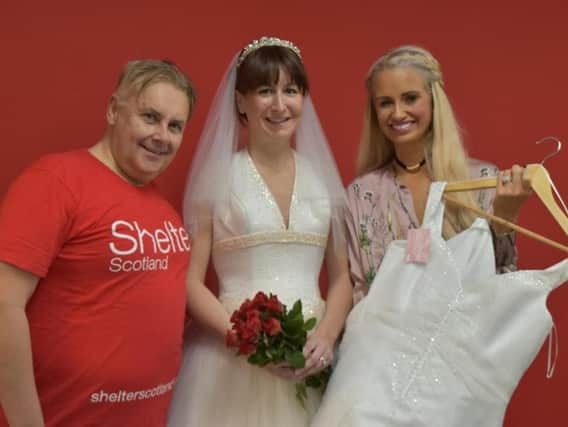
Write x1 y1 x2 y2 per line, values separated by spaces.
443 137 568 252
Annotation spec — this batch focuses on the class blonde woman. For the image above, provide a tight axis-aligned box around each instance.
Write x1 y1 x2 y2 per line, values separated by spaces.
311 46 540 427
347 45 530 305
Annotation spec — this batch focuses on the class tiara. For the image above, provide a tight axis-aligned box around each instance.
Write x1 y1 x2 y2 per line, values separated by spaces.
237 36 302 67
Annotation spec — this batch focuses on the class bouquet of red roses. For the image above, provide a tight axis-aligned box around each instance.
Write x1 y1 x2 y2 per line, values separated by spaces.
225 291 331 406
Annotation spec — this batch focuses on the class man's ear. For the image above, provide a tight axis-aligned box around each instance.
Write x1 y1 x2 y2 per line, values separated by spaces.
106 94 120 125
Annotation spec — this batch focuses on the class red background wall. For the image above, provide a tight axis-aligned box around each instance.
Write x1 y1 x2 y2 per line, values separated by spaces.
1 1 567 424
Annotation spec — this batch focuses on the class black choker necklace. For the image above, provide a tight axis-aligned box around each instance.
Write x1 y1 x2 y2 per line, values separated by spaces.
394 156 426 172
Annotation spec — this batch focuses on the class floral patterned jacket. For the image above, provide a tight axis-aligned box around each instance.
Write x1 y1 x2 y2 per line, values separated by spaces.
346 159 517 305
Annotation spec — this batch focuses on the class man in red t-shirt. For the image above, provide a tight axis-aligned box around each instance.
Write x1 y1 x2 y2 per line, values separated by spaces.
0 60 195 426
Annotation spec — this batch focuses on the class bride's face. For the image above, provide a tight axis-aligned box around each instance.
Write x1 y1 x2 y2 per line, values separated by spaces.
236 69 304 144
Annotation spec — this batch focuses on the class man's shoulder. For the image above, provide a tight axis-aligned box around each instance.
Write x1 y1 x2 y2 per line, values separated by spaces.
30 149 90 174
16 150 92 189
7 150 90 197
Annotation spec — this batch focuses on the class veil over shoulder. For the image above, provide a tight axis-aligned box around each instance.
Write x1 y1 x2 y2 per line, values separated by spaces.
182 54 347 250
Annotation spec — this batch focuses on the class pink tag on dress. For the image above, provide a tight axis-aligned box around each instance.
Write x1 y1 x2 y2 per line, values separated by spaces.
405 228 430 264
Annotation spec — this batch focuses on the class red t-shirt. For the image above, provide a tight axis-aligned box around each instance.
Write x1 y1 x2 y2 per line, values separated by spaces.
0 150 190 426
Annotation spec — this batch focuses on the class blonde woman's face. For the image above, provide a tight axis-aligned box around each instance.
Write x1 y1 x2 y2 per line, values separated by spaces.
371 67 432 148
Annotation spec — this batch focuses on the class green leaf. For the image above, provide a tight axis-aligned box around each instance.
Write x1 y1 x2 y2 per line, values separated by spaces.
303 317 317 331
295 383 307 409
305 374 322 388
248 351 269 367
284 350 306 369
305 367 332 390
281 314 304 335
272 347 284 361
289 300 303 317
265 347 276 360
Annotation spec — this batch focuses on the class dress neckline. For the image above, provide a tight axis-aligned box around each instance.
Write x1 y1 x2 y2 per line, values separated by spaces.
245 149 298 231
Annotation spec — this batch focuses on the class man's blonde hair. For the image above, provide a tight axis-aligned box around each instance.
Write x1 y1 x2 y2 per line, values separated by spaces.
115 59 196 116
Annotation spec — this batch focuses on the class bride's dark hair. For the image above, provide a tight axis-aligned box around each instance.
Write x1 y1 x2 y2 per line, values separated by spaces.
236 45 309 96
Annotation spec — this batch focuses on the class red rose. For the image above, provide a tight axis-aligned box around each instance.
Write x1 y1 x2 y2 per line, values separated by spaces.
238 341 256 355
245 311 262 334
266 295 284 314
262 317 282 336
231 319 244 334
240 309 261 343
239 324 254 341
239 299 254 315
253 292 269 308
226 329 240 348
246 308 261 320
230 310 242 323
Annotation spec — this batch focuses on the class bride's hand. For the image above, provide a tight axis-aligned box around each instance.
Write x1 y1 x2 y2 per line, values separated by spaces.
294 331 334 380
266 362 296 380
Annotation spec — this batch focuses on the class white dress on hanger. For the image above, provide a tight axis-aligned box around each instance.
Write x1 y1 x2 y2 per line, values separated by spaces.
167 150 330 426
312 182 568 427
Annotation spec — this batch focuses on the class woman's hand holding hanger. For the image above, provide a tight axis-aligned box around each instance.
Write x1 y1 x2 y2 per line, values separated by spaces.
493 164 533 233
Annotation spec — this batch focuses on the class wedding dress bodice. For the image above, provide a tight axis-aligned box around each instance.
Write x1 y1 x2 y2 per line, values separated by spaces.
212 150 330 314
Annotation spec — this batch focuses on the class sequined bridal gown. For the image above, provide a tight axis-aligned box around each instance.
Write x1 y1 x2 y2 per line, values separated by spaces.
167 150 331 426
312 182 568 427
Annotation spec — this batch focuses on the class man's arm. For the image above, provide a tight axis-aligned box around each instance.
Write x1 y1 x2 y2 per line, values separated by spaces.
0 261 43 427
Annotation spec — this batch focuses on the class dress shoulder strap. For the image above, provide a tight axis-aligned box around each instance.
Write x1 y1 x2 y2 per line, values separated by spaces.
420 181 447 236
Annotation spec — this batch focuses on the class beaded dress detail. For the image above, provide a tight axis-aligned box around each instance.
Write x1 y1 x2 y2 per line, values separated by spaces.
312 182 568 427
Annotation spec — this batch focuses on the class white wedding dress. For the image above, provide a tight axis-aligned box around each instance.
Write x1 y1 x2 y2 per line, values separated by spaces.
312 182 568 427
167 150 330 426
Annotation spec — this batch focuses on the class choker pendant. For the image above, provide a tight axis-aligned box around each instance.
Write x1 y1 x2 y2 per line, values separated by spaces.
394 156 426 172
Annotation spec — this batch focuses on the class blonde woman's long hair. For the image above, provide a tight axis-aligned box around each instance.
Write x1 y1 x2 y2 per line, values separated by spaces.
357 45 478 238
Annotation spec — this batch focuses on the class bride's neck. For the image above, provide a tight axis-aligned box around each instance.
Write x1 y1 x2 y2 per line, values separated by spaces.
247 138 293 170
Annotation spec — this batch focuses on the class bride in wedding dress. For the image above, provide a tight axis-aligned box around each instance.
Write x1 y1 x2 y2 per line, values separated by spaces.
166 37 352 426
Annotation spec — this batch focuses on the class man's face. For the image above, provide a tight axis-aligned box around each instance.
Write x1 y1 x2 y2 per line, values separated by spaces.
107 81 190 186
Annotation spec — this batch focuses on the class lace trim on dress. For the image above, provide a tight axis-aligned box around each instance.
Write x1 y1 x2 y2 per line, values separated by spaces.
213 231 327 252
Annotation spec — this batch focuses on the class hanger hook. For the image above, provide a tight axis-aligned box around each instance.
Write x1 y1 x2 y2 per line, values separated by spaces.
536 136 562 166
